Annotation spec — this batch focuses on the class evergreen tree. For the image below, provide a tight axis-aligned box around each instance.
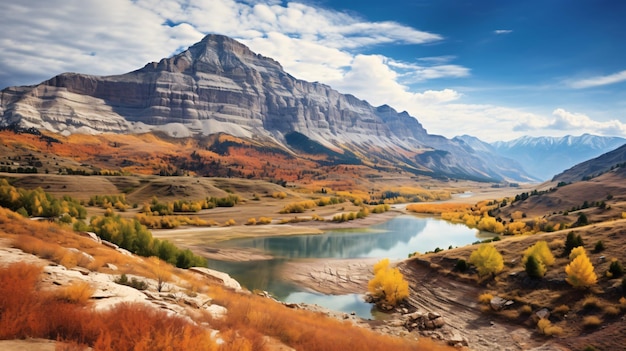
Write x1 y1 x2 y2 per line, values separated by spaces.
525 254 546 278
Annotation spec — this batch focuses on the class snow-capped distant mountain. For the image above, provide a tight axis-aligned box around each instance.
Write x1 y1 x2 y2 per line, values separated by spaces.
453 135 540 182
491 134 626 180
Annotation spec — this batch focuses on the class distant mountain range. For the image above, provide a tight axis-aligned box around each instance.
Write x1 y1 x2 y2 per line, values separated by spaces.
490 134 626 180
0 34 537 183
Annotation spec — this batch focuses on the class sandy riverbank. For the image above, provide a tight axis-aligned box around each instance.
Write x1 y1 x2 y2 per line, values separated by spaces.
152 209 404 262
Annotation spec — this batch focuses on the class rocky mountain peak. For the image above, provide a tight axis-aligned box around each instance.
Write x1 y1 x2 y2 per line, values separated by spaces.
0 34 536 182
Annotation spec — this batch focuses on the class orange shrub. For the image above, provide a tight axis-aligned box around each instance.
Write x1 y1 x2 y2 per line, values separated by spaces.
56 282 95 304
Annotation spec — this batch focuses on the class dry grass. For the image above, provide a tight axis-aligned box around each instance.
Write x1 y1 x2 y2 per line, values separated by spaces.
55 282 95 304
537 318 563 336
582 315 603 329
478 292 494 304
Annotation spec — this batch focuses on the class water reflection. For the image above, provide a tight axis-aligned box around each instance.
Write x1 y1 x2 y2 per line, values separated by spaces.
207 215 487 318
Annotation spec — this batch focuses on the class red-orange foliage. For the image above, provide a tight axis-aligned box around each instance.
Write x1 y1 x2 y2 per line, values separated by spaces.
0 262 221 350
209 285 452 351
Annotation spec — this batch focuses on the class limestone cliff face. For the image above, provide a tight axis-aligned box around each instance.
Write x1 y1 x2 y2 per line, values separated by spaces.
0 34 427 147
0 34 534 182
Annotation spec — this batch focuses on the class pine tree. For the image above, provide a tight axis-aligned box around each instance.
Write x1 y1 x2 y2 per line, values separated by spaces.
525 254 546 278
564 232 583 255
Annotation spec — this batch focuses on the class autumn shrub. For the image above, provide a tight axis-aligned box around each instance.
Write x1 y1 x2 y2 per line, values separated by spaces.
257 217 272 224
223 218 236 226
272 191 287 199
553 304 570 316
603 305 620 316
478 292 493 304
582 295 601 310
56 282 95 304
469 244 504 277
310 213 325 221
279 200 317 213
246 217 257 225
0 263 220 350
582 315 602 329
537 318 563 336
367 258 409 306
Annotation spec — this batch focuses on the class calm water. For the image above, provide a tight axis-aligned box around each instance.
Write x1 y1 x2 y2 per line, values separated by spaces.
208 215 488 319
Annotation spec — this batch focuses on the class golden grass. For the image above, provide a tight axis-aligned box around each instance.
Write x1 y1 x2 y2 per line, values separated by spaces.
478 292 494 304
582 315 602 328
56 282 95 304
537 318 563 336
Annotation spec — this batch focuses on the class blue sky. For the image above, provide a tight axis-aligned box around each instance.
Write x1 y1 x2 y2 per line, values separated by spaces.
1 0 625 141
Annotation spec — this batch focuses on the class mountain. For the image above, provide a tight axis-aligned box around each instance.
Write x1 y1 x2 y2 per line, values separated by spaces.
552 143 626 183
453 135 539 182
491 134 626 180
1 34 529 182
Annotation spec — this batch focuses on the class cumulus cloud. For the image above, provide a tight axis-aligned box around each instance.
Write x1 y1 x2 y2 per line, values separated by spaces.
512 108 626 138
0 0 454 90
569 70 626 89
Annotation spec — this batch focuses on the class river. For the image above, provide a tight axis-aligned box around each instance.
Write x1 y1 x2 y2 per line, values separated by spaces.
207 215 490 319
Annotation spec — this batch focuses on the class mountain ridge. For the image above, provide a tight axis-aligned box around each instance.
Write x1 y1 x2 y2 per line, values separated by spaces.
1 33 534 182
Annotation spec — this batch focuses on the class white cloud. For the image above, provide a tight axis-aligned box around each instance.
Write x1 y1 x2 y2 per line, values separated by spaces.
569 70 626 89
494 30 513 35
8 0 619 144
511 108 626 138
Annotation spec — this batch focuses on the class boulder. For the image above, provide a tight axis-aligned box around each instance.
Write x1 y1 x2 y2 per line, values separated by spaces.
189 267 242 291
490 296 514 311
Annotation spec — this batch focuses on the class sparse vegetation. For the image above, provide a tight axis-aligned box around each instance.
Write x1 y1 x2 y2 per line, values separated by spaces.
89 213 206 268
537 318 563 336
114 274 148 290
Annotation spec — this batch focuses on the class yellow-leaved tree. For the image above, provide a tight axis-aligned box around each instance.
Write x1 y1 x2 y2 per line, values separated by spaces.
565 247 597 288
469 244 504 277
367 258 409 306
569 246 586 260
522 241 555 278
